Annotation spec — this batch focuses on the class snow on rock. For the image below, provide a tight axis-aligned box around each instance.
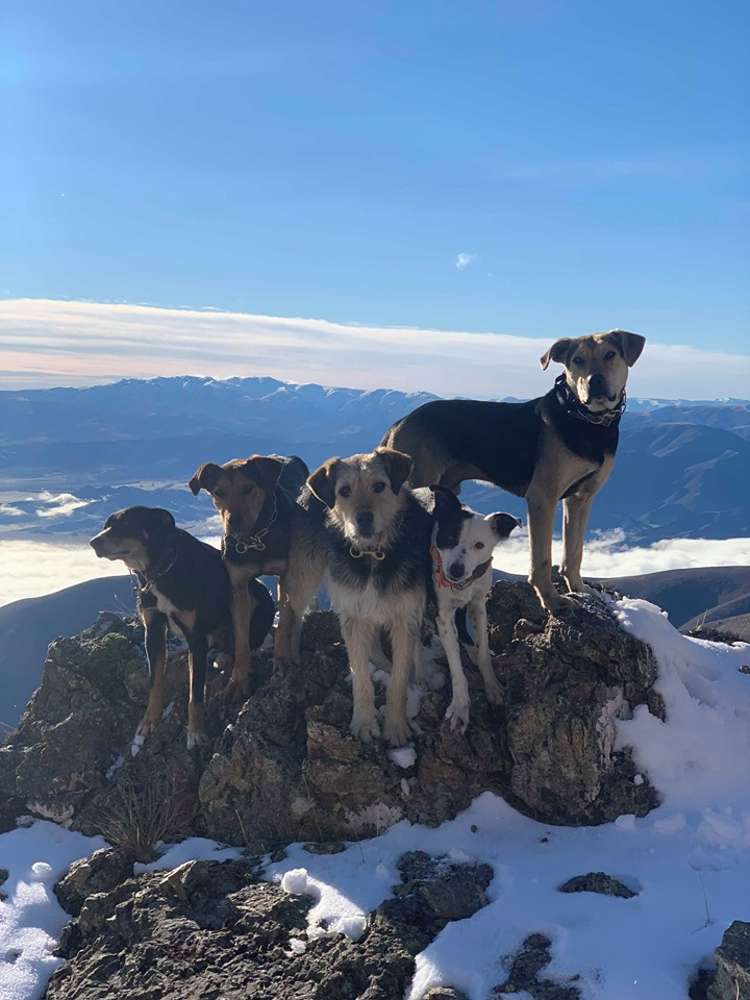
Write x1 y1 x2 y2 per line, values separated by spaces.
280 868 312 896
388 746 417 769
266 597 750 999
0 821 105 1000
133 837 243 875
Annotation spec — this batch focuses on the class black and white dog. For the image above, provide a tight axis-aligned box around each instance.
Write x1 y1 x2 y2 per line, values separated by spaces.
427 487 520 731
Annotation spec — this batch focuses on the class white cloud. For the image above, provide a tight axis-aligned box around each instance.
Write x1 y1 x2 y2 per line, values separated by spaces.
493 528 750 579
35 493 92 519
3 531 750 610
455 252 477 271
1 298 749 399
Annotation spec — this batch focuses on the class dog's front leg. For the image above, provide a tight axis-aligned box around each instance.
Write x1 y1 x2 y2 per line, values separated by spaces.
341 616 380 741
276 556 324 664
186 632 208 749
225 568 256 698
134 608 168 752
468 596 501 706
561 492 594 594
526 489 564 613
436 608 471 733
384 619 416 746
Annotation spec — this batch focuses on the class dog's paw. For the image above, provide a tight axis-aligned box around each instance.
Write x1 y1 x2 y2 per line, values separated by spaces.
444 698 470 733
483 676 503 706
222 675 250 702
186 727 208 751
350 713 381 743
384 712 412 748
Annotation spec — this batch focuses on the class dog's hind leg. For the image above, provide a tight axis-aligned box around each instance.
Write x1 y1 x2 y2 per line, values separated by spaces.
186 632 208 749
560 492 594 594
468 596 501 706
436 609 471 732
133 609 168 753
341 616 380 742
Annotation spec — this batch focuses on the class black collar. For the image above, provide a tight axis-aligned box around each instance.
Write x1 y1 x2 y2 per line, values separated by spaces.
135 541 179 592
554 374 626 427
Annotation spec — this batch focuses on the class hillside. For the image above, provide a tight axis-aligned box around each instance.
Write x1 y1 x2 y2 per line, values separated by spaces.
0 575 133 731
2 376 750 544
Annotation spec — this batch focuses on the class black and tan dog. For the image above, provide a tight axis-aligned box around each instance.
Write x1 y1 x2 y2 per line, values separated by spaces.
306 447 431 746
383 330 645 613
188 454 324 694
90 507 274 749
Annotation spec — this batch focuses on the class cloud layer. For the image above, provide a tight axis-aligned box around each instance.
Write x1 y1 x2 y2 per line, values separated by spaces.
493 529 750 580
2 298 749 399
4 532 750 609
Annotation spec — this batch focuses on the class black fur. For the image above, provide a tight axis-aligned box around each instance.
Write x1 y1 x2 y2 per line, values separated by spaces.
385 386 620 498
91 508 274 709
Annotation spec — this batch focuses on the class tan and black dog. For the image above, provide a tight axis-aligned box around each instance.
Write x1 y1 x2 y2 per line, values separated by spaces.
90 506 274 750
382 330 645 613
306 447 431 746
188 454 324 694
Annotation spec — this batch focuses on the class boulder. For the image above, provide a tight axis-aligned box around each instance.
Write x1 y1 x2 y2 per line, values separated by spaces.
2 582 661 851
708 921 750 1000
46 851 492 999
558 872 637 899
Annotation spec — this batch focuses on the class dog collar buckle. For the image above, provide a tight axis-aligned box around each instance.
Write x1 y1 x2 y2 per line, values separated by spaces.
350 545 385 561
232 535 266 555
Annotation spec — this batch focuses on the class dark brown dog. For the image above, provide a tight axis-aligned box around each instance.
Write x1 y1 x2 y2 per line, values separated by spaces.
90 506 274 749
188 454 324 695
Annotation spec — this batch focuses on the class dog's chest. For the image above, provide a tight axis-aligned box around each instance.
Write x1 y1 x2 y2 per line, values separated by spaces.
149 585 196 637
432 570 490 617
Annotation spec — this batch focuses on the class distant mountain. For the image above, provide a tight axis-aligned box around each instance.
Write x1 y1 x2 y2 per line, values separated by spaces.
1 376 750 544
0 575 134 731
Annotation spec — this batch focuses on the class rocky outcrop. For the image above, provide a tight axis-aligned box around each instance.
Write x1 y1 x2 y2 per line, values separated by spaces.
1 581 660 852
558 871 637 899
47 851 493 1000
708 921 750 1000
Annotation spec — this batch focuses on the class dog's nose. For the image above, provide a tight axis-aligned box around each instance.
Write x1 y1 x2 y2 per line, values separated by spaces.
89 535 103 555
448 560 465 581
356 510 374 536
588 373 608 398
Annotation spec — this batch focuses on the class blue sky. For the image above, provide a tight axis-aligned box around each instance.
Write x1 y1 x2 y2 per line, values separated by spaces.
2 0 748 353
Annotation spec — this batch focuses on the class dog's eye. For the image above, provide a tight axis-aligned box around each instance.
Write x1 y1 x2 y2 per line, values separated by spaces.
573 356 585 366
338 485 352 499
372 482 386 494
604 350 617 361
474 541 485 550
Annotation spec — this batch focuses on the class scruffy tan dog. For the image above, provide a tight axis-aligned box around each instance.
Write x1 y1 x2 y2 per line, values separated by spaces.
307 447 432 746
382 330 645 613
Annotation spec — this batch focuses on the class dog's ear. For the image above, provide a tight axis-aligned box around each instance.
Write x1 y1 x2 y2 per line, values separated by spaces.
486 512 521 539
375 447 413 495
608 330 645 367
188 462 223 495
307 458 342 509
430 484 462 518
540 338 573 371
244 455 283 490
152 508 176 530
